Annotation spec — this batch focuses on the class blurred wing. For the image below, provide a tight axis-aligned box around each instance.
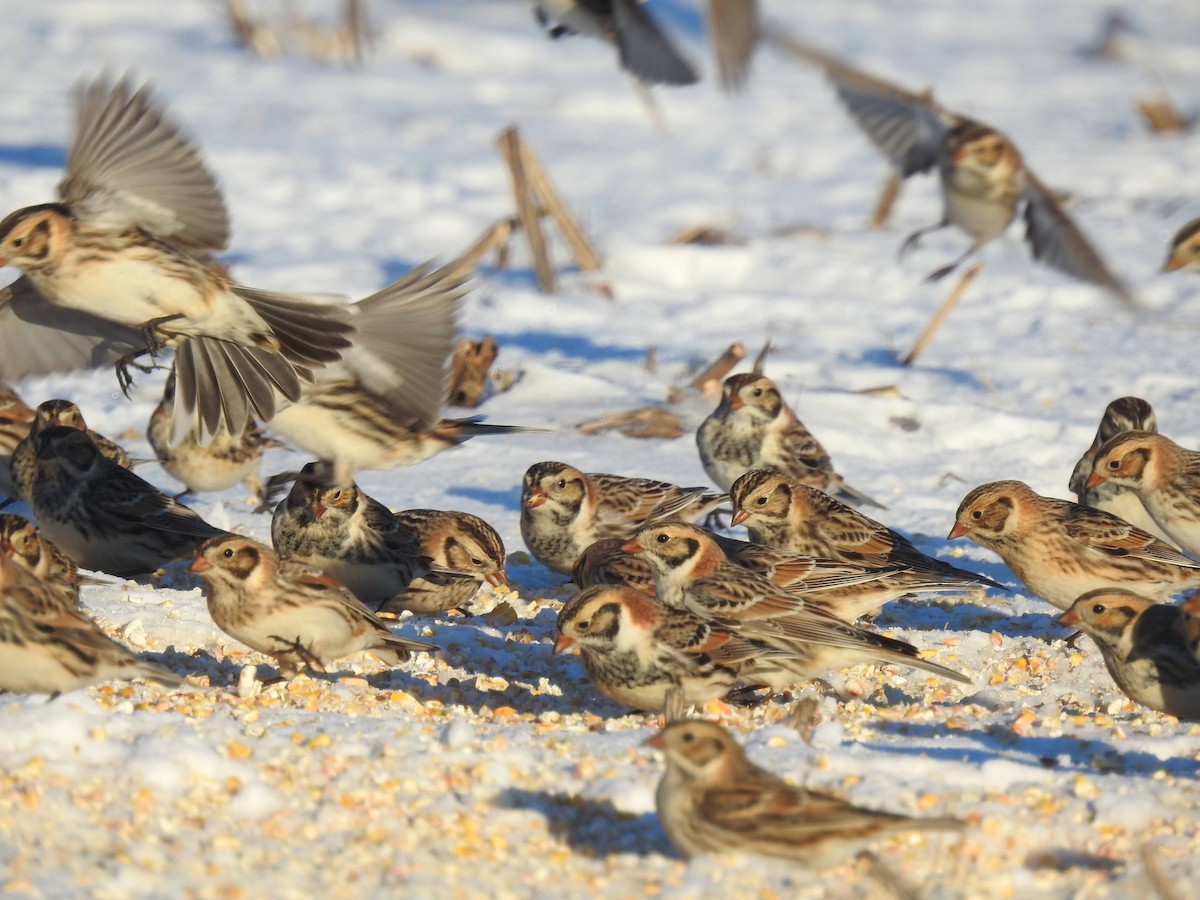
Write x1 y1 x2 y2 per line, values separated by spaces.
612 0 698 86
766 31 951 177
706 0 758 92
1022 170 1137 308
339 259 466 429
60 75 229 250
0 277 144 380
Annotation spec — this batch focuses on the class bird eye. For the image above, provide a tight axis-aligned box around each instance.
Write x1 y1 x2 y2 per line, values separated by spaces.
331 490 342 501
11 237 23 248
577 619 589 631
972 510 982 520
556 479 567 489
752 389 763 397
223 548 234 558
681 732 694 743
1108 460 1120 470
471 557 484 566
756 496 767 506
656 533 669 544
1092 604 1105 615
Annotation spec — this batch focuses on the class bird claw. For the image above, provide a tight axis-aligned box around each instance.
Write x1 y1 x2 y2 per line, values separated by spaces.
924 262 960 283
270 634 325 673
114 351 158 398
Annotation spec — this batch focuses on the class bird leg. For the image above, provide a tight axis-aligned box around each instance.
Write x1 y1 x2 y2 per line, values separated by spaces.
924 243 981 283
899 220 948 260
858 851 921 900
114 347 159 398
270 635 326 674
140 313 184 356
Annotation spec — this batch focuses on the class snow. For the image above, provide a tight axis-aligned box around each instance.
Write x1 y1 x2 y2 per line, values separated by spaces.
1 0 1199 896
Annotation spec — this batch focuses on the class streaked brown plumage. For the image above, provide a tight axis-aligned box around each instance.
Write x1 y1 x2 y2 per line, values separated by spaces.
521 460 727 575
1163 218 1200 273
0 513 87 613
9 398 132 504
0 383 35 498
950 480 1200 610
648 720 964 867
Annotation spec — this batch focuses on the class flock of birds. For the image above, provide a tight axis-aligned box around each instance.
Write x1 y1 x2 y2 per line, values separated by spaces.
0 4 1199 880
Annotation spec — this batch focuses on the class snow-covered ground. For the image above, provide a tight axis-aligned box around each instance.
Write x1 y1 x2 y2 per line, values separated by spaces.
1 0 1200 896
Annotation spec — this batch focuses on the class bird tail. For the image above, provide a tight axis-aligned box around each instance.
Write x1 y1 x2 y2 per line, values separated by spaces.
124 659 185 688
612 0 698 86
370 631 439 666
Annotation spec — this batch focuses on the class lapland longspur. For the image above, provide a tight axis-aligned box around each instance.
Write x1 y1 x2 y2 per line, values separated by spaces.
9 398 132 504
0 513 88 613
0 383 34 498
1163 219 1200 273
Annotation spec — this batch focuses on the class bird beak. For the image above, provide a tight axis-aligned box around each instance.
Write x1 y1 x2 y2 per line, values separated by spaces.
727 394 744 411
311 501 326 519
731 509 749 526
1182 594 1200 615
643 732 666 749
0 537 12 554
1085 472 1107 489
525 488 547 509
553 634 576 654
1163 254 1184 273
947 522 968 540
1055 610 1079 627
190 555 211 573
486 571 508 588
621 539 645 554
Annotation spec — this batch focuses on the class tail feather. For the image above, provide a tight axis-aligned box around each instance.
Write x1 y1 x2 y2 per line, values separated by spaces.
121 659 185 689
833 478 886 510
233 286 354 366
874 645 973 685
370 631 439 665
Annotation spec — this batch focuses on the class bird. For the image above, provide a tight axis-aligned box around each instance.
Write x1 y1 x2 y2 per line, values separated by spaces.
263 260 539 486
521 461 727 575
1056 590 1200 720
9 398 133 505
0 383 35 498
554 584 779 713
729 469 1004 606
191 534 436 680
0 553 181 695
147 370 281 507
706 0 759 92
1163 218 1200 273
532 1 699 87
1068 397 1171 543
28 425 225 577
1180 593 1200 660
573 537 660 596
950 480 1200 610
646 720 965 867
271 462 422 607
624 522 972 686
0 75 361 442
697 373 882 508
378 509 507 616
0 513 89 613
1087 431 1200 558
770 35 1134 304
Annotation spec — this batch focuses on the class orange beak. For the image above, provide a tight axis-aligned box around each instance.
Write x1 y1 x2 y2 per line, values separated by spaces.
190 554 211 574
485 571 508 588
553 633 576 654
731 509 749 526
947 522 968 540
1055 609 1079 627
525 488 547 509
727 394 744 412
1085 471 1106 490
643 732 666 749
312 501 326 520
621 539 645 554
1163 254 1184 273
1180 593 1200 615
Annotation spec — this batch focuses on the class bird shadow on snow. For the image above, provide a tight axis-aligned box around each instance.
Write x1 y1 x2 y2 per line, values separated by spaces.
444 484 522 512
874 598 1067 642
487 329 648 364
493 787 674 859
0 143 65 169
858 720 1200 780
855 345 993 386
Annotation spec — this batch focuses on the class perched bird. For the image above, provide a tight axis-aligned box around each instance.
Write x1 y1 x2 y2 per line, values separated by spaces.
0 553 181 694
1087 431 1200 558
0 75 360 441
379 509 507 616
521 461 727 574
624 522 972 686
697 373 881 508
0 383 35 497
730 470 1003 604
555 584 779 713
1163 218 1200 273
950 480 1200 609
706 0 759 92
1057 590 1200 719
264 261 538 486
28 425 225 577
271 462 422 606
148 370 279 505
771 36 1133 303
573 537 660 596
0 513 88 612
1068 397 1170 543
10 398 132 504
647 720 964 866
191 535 436 680
533 1 699 87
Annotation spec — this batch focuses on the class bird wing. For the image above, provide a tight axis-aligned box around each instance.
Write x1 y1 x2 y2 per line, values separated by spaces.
1021 169 1137 308
767 33 953 177
706 0 758 92
0 277 145 380
1063 506 1200 568
89 469 224 540
59 75 229 251
611 0 698 86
